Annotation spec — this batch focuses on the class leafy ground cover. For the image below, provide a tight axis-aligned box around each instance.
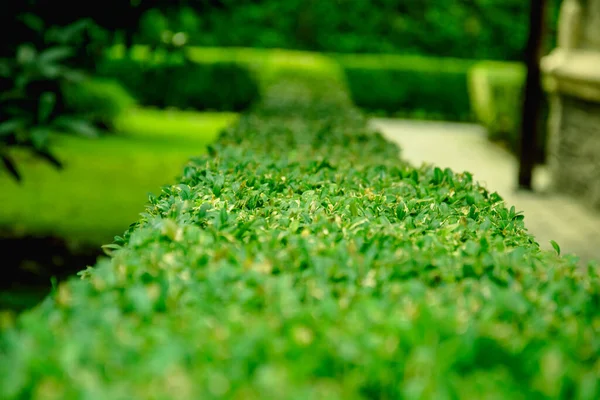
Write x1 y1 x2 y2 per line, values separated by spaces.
1 54 600 399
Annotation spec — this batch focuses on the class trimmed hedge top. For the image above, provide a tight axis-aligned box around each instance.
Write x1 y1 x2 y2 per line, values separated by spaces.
1 55 600 400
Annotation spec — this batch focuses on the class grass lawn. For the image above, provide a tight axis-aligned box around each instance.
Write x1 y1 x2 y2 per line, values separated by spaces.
0 108 238 246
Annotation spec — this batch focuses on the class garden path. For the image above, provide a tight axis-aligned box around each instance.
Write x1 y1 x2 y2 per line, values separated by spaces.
372 118 600 266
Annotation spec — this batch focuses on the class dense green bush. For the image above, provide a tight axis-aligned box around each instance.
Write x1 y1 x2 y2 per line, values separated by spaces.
2 53 599 399
97 50 260 112
335 54 476 121
468 61 549 163
137 0 562 62
0 20 109 181
61 78 136 130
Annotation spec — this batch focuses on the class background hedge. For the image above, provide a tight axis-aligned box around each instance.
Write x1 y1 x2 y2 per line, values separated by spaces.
97 47 260 112
335 54 476 121
468 61 549 163
135 0 563 61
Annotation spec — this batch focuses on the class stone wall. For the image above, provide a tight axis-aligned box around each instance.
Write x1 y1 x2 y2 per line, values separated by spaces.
548 94 600 208
542 0 600 210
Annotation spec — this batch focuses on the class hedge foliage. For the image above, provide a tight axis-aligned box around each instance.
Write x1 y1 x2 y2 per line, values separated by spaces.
97 47 260 112
2 52 600 400
100 46 479 121
61 77 137 131
468 61 549 163
138 0 562 62
335 54 476 121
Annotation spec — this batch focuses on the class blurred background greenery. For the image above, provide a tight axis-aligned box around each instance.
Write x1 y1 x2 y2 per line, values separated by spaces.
1 0 560 310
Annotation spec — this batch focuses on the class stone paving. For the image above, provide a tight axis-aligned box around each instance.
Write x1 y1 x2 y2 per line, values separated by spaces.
371 118 600 266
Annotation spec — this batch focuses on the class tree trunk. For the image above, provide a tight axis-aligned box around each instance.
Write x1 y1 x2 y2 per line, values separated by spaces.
518 0 548 190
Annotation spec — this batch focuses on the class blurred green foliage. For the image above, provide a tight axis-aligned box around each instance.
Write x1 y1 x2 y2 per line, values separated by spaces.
336 54 476 121
97 53 260 112
468 61 549 163
61 78 137 130
0 20 110 181
140 0 562 62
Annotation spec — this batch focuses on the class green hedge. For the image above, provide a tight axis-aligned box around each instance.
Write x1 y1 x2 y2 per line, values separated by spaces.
335 54 476 121
1 54 599 399
468 61 549 163
139 0 562 62
97 48 260 112
61 77 137 130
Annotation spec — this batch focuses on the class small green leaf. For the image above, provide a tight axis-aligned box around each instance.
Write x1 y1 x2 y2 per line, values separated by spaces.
50 276 58 295
101 244 122 257
38 92 56 123
37 63 62 79
550 240 561 256
395 202 407 220
54 117 99 138
37 47 73 64
19 13 45 32
220 207 228 225
30 127 50 150
433 167 443 184
466 193 475 205
16 44 36 65
0 119 27 136
1 153 21 182
349 199 358 217
61 68 87 83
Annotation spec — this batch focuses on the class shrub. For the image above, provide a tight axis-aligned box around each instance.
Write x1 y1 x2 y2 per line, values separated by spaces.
0 20 107 181
61 77 136 130
1 53 599 399
140 0 562 62
335 54 476 121
97 50 260 112
468 61 549 163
